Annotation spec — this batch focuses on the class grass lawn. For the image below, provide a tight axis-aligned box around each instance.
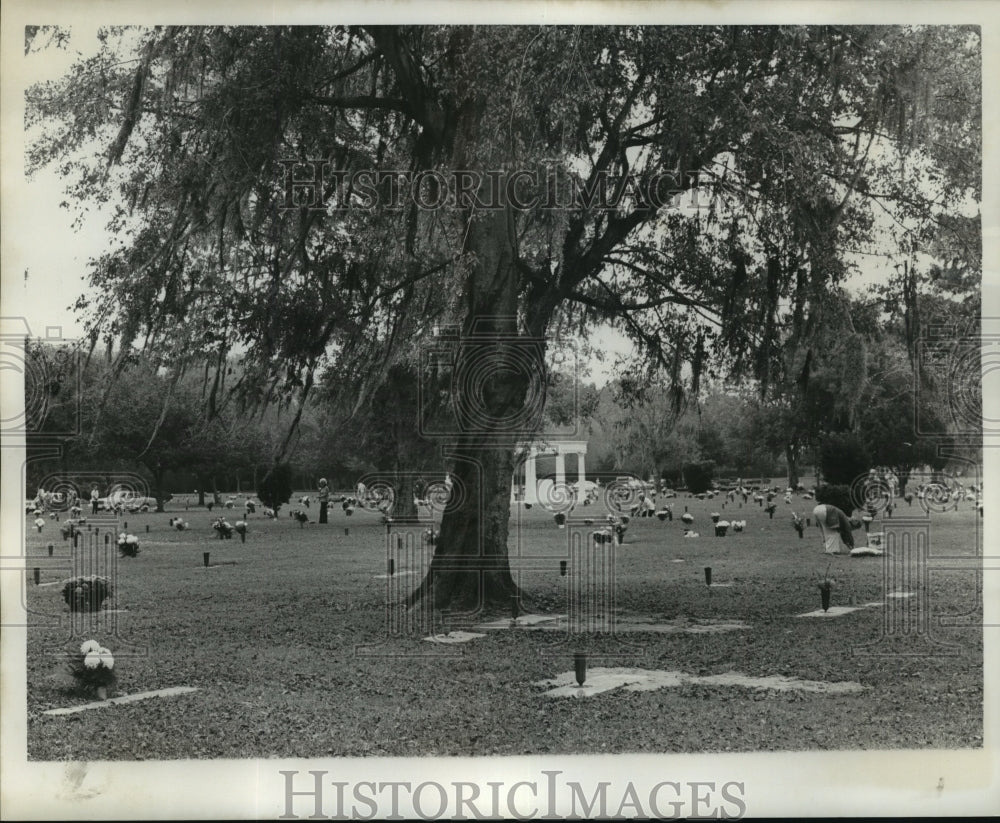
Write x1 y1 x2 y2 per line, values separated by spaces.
23 489 983 760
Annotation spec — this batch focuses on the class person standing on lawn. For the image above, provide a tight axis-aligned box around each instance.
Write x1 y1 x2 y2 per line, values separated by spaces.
318 478 330 524
811 502 856 554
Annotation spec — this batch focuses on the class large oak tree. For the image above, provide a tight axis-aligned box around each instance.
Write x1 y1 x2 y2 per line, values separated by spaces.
27 25 980 611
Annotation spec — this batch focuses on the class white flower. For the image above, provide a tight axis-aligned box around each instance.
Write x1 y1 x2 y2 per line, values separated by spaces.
80 639 101 655
34 518 45 528
126 535 138 544
98 649 114 669
83 652 101 669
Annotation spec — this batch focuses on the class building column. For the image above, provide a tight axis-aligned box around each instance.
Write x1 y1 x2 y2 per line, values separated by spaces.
577 451 586 484
555 450 566 489
524 448 538 504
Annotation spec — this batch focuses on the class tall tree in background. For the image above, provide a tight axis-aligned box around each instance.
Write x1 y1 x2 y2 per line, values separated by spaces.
27 25 981 609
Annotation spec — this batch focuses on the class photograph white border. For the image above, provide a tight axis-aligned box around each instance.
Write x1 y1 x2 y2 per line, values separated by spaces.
2 1 997 818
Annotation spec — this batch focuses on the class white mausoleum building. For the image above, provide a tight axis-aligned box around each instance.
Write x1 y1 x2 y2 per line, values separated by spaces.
512 439 589 504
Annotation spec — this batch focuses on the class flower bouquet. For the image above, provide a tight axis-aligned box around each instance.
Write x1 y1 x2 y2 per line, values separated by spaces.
714 520 729 537
117 532 140 558
817 564 835 612
62 575 112 612
34 517 46 533
710 512 721 524
553 512 566 529
213 517 234 538
792 512 805 539
656 508 672 522
68 639 116 699
593 528 614 546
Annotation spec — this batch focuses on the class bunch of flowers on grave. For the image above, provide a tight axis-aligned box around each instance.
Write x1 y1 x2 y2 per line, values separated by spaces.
117 532 140 558
592 526 615 546
791 512 805 538
62 575 112 612
212 517 234 539
68 639 116 698
34 517 46 532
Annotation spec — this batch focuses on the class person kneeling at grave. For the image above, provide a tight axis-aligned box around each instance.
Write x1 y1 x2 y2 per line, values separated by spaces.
811 502 855 555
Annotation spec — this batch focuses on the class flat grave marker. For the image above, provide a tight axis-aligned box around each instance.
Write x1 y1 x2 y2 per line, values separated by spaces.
42 686 200 715
536 667 864 698
423 631 486 645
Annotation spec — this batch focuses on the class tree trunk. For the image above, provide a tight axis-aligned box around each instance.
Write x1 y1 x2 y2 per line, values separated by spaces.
152 468 166 513
408 441 521 612
392 471 419 522
399 46 558 613
785 443 800 489
406 205 535 613
898 468 909 497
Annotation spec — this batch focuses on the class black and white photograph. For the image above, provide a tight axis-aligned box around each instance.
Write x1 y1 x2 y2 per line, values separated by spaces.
2 1 997 818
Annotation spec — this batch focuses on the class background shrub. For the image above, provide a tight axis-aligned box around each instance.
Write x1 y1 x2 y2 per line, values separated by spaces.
815 484 854 515
257 464 294 514
819 432 870 486
682 460 716 494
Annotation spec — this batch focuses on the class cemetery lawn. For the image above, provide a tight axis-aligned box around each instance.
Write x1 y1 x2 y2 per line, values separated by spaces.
24 494 983 760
